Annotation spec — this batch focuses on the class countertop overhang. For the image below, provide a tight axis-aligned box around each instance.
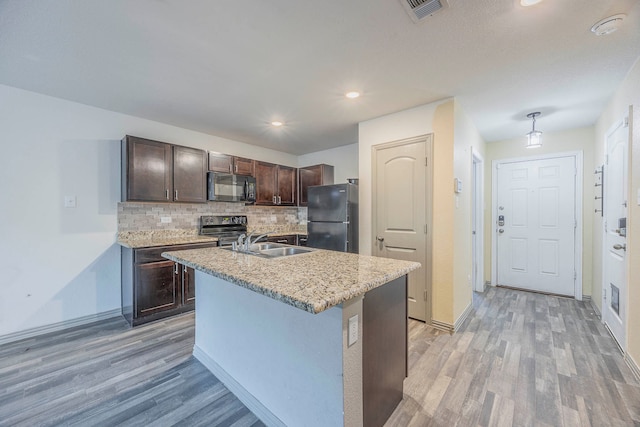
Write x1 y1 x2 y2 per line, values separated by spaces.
162 247 420 314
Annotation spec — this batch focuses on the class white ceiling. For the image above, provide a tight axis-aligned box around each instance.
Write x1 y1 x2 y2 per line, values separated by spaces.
0 0 638 155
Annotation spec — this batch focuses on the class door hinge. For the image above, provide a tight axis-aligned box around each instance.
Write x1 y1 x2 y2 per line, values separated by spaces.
424 224 428 234
574 271 577 281
624 117 629 127
605 154 609 165
574 219 577 229
425 157 428 166
423 290 427 301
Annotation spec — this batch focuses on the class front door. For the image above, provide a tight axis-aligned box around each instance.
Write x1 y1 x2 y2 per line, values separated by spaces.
373 135 431 322
603 117 628 349
496 156 577 296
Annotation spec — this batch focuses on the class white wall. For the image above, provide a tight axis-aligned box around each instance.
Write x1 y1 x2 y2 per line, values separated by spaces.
0 84 297 338
298 143 359 184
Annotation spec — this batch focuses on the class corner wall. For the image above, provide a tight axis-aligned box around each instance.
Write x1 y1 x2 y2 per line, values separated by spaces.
0 84 297 338
359 98 475 325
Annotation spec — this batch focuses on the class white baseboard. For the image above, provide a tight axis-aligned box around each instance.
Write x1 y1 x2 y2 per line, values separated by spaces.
589 299 602 319
454 302 473 332
0 309 122 346
193 345 286 427
431 320 454 333
625 353 640 382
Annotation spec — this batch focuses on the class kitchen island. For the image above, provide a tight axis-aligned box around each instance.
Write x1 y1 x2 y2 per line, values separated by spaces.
162 246 420 427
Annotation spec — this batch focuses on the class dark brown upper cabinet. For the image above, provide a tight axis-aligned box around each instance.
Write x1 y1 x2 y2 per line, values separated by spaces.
122 135 206 203
255 161 297 206
208 152 255 177
173 145 207 203
298 164 334 206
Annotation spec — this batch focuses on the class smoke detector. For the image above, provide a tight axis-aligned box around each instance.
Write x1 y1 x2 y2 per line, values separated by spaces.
591 14 626 36
400 0 449 23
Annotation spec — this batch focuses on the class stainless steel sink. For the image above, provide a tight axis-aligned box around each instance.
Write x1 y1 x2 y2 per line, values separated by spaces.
222 242 314 258
258 247 313 257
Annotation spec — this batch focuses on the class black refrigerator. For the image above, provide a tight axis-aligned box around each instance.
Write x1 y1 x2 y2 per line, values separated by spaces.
307 183 358 253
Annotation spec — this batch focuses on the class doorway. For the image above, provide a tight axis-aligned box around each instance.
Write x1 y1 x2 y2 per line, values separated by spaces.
602 115 629 350
472 150 485 293
491 152 583 298
372 135 433 323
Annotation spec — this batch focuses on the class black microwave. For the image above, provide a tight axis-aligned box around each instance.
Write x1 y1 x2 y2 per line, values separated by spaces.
207 172 256 203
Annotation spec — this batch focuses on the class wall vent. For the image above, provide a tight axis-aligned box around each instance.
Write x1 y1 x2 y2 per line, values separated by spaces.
400 0 448 23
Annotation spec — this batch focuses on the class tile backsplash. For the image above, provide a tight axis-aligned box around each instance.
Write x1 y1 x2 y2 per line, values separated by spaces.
118 202 307 232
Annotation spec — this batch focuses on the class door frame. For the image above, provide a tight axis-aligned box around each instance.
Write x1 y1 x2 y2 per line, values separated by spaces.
371 134 433 324
490 150 584 300
601 115 630 349
472 149 485 293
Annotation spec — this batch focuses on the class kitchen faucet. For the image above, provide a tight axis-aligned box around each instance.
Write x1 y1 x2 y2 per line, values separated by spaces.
246 231 274 249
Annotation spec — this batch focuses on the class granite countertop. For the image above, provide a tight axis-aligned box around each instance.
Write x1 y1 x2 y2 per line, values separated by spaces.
162 247 420 314
117 230 219 248
117 227 307 249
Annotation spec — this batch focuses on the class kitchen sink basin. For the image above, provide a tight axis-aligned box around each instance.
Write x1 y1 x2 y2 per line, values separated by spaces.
258 247 312 257
223 242 314 258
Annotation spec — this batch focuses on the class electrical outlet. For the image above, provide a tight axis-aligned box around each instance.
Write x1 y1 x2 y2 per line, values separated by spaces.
160 216 172 224
348 315 358 347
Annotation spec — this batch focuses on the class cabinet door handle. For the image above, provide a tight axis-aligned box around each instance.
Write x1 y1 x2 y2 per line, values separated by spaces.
229 164 232 173
277 239 288 243
174 263 178 274
273 196 277 204
277 195 281 204
235 164 238 173
174 190 178 200
166 189 169 200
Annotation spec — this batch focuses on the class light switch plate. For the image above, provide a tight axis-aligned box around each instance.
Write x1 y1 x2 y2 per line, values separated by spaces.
64 195 76 208
348 314 358 347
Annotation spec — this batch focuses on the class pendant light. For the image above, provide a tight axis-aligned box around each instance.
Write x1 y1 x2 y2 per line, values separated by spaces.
526 112 542 148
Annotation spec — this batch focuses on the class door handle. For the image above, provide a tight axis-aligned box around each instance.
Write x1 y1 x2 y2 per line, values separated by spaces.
613 243 626 251
376 236 384 242
498 229 504 234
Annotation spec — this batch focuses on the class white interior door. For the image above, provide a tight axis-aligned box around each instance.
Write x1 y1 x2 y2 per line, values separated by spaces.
472 151 484 292
603 118 628 349
496 156 577 296
373 135 431 322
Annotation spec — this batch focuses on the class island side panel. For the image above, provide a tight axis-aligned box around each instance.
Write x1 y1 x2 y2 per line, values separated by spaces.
362 275 408 427
193 271 345 427
342 296 364 427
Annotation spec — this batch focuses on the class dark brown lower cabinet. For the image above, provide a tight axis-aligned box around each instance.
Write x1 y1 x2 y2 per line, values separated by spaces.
363 275 408 427
121 242 217 326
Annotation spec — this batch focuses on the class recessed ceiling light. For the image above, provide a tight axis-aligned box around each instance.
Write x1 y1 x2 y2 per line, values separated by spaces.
271 121 283 127
520 0 543 6
345 91 361 99
591 14 626 36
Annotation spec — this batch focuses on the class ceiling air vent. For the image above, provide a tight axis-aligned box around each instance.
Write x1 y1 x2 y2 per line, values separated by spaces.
400 0 449 23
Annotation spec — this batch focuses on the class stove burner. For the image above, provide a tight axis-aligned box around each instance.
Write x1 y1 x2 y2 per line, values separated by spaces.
199 215 248 246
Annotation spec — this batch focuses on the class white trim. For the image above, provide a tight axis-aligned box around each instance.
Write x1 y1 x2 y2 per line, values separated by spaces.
0 309 122 345
193 345 286 427
626 353 640 382
454 302 474 332
590 298 602 319
472 149 485 293
430 319 454 333
491 151 583 300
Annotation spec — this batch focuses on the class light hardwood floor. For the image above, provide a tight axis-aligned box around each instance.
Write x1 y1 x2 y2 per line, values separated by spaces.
386 286 640 426
0 313 263 427
1 287 639 426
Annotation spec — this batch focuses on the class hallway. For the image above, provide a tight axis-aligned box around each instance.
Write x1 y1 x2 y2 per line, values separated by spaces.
386 287 640 426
